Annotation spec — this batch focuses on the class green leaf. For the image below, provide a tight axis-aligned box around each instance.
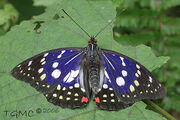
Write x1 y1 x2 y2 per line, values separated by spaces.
0 3 19 35
33 0 59 7
0 3 18 25
0 0 168 120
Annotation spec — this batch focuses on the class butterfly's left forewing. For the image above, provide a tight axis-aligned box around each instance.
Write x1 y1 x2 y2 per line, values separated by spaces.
11 48 89 108
98 49 166 104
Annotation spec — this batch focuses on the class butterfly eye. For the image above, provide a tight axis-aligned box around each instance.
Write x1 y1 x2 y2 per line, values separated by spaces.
94 39 98 43
88 39 91 43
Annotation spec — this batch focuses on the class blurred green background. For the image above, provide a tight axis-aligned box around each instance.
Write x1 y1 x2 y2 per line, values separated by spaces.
0 0 180 119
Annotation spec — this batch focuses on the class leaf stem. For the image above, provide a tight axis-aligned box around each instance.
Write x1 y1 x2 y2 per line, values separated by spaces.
143 100 176 120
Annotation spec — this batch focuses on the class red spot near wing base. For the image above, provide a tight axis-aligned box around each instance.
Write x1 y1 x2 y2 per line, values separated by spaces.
95 97 100 103
81 96 88 103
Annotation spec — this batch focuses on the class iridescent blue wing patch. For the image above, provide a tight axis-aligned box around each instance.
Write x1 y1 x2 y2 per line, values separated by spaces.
11 48 89 108
99 49 166 104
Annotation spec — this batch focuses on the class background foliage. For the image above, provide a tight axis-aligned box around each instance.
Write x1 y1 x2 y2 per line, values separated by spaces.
0 0 179 120
113 0 180 119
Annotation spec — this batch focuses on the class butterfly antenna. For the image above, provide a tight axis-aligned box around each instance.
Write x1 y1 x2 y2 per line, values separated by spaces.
94 8 126 38
61 8 91 38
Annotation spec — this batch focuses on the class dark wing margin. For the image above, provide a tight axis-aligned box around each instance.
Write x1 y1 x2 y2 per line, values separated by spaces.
99 49 166 104
11 47 90 108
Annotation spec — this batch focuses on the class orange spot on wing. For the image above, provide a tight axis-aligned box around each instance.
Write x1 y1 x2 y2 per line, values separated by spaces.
95 97 100 103
81 96 88 103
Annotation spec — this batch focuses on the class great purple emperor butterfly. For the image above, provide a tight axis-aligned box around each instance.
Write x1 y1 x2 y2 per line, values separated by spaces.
11 8 166 110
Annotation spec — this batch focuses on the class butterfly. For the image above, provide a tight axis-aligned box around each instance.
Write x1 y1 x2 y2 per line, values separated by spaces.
11 9 166 111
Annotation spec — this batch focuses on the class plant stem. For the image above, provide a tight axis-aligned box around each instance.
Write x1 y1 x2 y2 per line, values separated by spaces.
143 100 176 120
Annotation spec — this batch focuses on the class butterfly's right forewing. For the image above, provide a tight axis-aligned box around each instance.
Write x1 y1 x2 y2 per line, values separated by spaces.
99 49 166 104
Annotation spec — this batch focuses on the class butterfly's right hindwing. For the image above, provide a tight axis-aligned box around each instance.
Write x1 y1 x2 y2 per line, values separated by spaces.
11 48 90 108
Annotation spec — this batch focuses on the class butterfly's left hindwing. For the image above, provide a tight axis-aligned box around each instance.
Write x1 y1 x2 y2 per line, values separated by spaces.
11 48 90 108
99 49 166 104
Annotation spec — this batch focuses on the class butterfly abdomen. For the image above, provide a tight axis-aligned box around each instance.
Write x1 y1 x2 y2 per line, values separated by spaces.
88 62 100 94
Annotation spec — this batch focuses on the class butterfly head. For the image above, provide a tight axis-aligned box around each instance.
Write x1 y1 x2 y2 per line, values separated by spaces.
88 36 98 45
87 36 99 61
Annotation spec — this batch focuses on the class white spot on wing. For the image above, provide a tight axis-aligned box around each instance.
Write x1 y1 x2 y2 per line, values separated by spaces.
65 69 79 83
66 97 70 100
136 64 140 69
74 83 80 88
57 84 61 90
53 94 57 97
51 69 61 79
17 64 21 67
38 68 43 73
28 61 32 66
44 53 49 57
61 50 65 54
28 67 31 70
109 88 113 90
62 87 66 90
122 70 127 77
116 77 125 86
134 80 139 86
41 61 46 65
104 70 109 79
40 74 46 80
103 84 108 89
110 93 114 97
74 93 79 96
63 72 71 81
137 70 141 75
52 62 59 68
57 50 66 58
69 86 73 89
130 85 135 92
57 54 62 58
40 58 45 63
59 95 63 99
149 76 152 83
103 94 107 98
120 57 126 66
135 73 139 77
